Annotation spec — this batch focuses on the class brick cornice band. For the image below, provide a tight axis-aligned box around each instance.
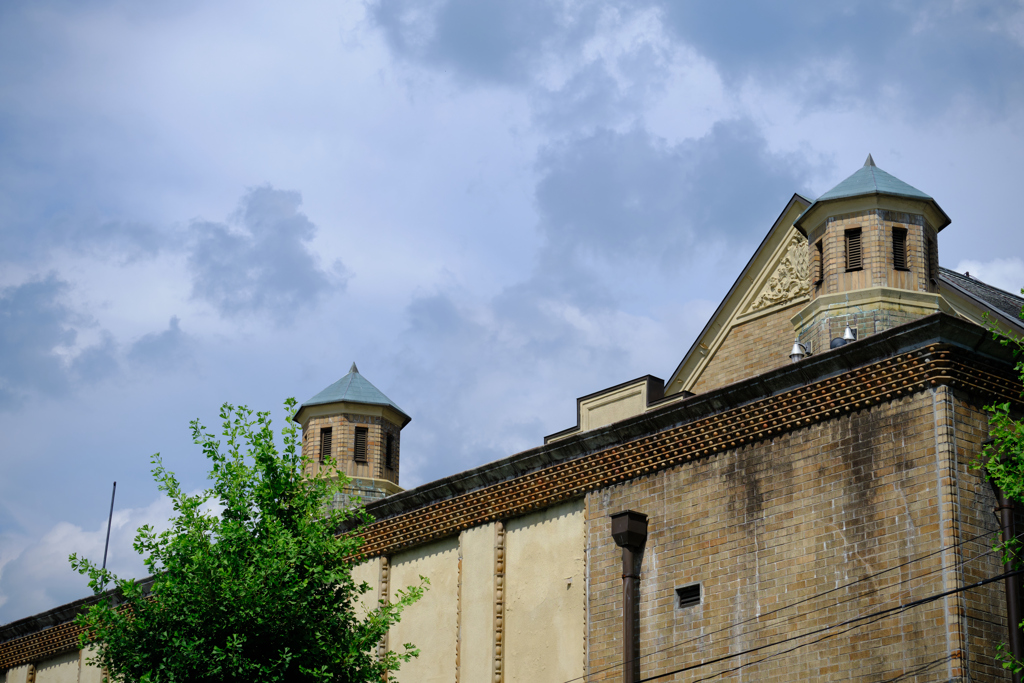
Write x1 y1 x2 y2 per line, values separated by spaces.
355 344 1019 559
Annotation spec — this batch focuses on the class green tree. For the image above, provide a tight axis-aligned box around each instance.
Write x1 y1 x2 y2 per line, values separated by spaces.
70 399 426 683
974 296 1024 674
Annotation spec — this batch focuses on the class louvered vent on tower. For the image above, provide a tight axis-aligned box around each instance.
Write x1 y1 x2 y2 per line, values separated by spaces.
892 228 908 270
354 426 368 462
319 427 332 464
845 228 863 271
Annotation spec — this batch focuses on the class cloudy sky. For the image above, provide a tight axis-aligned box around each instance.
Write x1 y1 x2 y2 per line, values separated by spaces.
2 0 1024 625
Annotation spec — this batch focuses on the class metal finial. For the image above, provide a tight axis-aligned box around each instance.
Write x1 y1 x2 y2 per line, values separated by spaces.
864 153 876 167
349 362 359 374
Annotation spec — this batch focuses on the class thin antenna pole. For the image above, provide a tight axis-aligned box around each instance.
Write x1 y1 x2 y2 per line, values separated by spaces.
102 482 116 571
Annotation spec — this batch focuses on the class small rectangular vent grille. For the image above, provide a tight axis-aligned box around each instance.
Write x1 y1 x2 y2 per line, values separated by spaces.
676 584 701 609
892 228 908 270
845 229 863 271
354 427 368 462
319 427 332 463
385 434 394 470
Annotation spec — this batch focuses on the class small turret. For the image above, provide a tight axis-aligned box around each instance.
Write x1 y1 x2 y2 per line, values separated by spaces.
791 156 954 352
294 363 410 505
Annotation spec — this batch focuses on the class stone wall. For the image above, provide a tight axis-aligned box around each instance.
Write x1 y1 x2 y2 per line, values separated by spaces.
586 387 1005 682
691 303 800 394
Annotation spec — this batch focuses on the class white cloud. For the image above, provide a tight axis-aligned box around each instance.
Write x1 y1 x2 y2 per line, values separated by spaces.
0 495 176 624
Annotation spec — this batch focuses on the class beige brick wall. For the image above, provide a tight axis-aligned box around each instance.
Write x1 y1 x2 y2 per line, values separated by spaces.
586 388 1006 682
691 304 800 394
810 209 938 300
949 389 1013 682
302 412 400 485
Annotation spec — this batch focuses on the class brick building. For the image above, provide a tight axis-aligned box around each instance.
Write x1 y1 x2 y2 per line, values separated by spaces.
3 158 1024 682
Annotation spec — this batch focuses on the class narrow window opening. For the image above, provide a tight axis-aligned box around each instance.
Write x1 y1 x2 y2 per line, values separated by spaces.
353 426 368 463
892 227 908 270
813 240 824 284
676 584 701 609
385 434 395 470
319 427 332 464
926 237 936 284
845 228 862 271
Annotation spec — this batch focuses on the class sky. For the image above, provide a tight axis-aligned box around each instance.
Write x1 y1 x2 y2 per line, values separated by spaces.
2 0 1024 625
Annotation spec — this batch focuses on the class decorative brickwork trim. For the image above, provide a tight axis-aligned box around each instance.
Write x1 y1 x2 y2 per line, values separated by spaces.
455 539 462 683
377 556 390 667
0 621 83 671
492 521 505 683
355 345 1020 559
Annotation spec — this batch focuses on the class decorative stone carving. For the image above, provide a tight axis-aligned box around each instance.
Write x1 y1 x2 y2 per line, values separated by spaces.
750 235 810 311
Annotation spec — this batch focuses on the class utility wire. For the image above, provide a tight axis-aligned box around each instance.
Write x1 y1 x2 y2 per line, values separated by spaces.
566 526 998 683
648 538 999 683
691 542 1001 683
634 566 1024 683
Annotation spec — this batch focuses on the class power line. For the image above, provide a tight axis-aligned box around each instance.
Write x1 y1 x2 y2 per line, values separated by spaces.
635 566 1024 683
645 539 998 683
565 526 998 683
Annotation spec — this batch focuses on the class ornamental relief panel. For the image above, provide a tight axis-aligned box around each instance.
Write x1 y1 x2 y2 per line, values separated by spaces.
749 235 810 312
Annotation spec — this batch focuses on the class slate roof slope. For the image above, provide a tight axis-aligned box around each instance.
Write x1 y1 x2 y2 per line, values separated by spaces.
297 363 411 425
939 267 1024 329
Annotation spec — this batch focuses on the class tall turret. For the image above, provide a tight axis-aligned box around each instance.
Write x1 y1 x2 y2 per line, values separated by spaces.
293 363 410 506
792 155 954 352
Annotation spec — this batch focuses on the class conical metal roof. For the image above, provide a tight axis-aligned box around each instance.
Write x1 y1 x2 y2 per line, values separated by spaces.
815 155 932 203
297 363 410 426
795 155 950 234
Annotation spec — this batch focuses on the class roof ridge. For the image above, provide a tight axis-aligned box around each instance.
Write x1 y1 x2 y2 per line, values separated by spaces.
939 266 1024 302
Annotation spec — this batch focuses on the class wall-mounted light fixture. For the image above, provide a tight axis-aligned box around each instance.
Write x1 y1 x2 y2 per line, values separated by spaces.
843 325 857 342
789 341 811 363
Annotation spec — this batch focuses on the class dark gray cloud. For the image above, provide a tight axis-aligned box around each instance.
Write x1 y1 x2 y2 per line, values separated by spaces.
188 186 342 322
0 274 121 409
128 316 192 371
392 288 626 484
535 119 816 270
532 43 672 133
644 1 1024 115
0 274 208 412
370 0 599 85
370 0 1024 118
0 275 76 408
391 120 815 481
71 332 119 382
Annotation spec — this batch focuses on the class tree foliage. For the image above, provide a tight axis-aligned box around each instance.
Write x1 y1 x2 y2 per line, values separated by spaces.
70 399 425 683
972 297 1024 674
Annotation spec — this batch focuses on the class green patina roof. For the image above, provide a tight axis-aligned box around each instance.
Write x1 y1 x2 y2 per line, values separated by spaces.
816 154 932 203
298 363 410 425
795 155 950 233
